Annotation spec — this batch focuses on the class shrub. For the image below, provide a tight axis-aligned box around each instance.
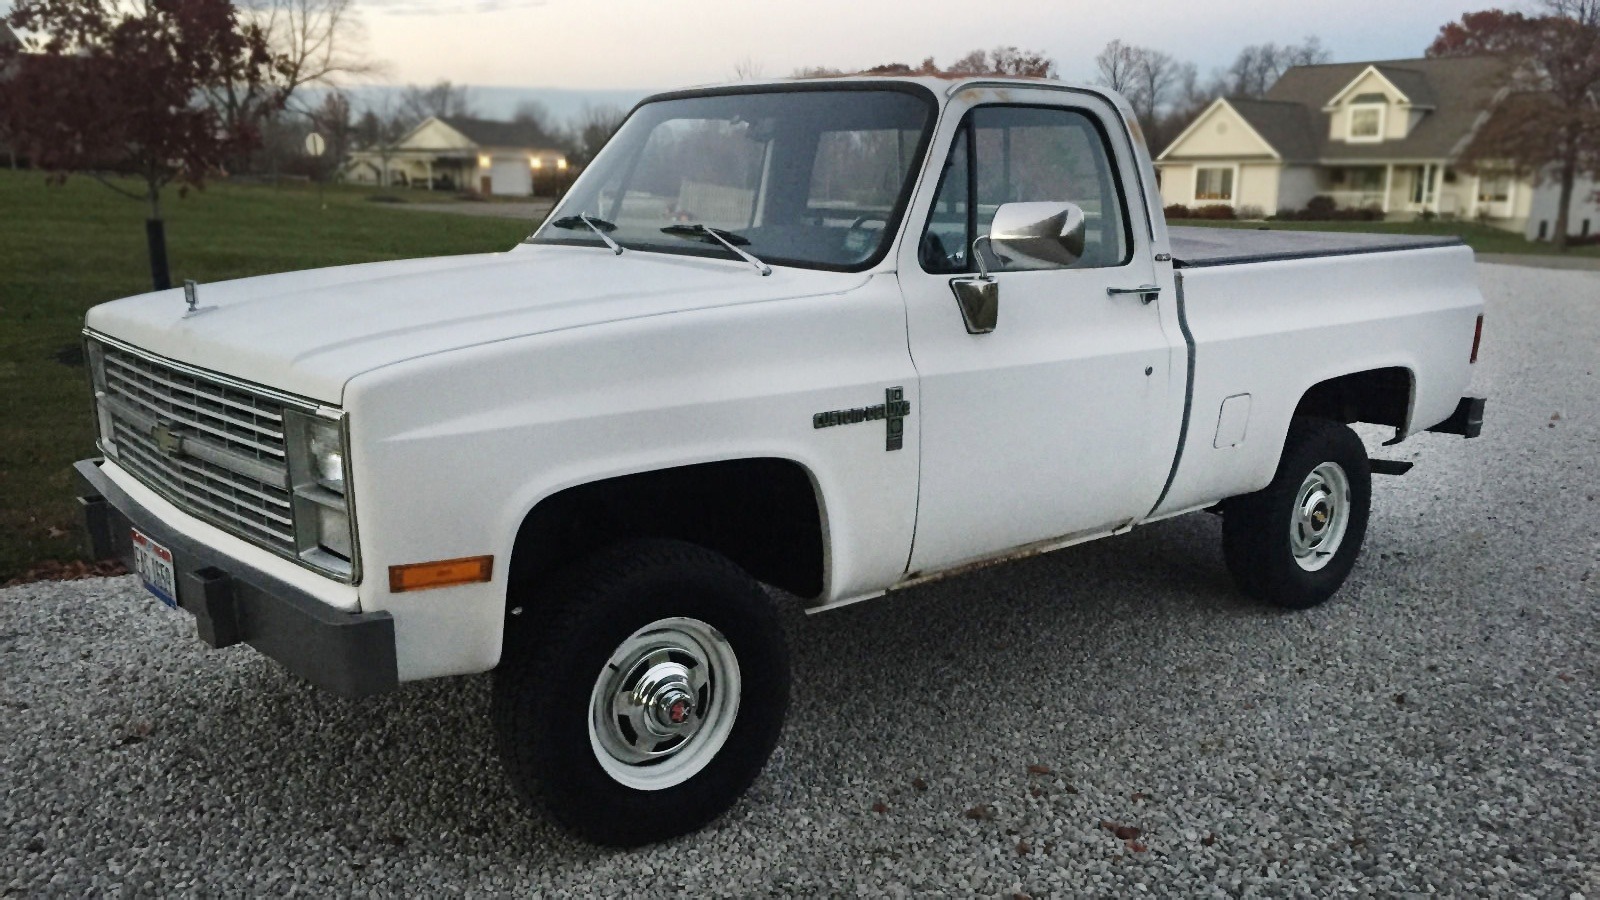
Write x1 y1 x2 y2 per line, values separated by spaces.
1193 204 1237 220
1305 195 1339 219
1163 203 1191 220
1416 209 1438 223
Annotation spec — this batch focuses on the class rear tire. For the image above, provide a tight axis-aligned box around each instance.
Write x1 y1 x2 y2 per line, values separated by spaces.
1223 417 1372 609
492 539 789 846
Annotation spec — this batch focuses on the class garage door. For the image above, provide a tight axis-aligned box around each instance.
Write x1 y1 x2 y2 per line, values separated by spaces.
487 159 531 196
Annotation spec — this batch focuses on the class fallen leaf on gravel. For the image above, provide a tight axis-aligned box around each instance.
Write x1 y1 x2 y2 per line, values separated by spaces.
871 801 888 815
1026 764 1051 775
1127 841 1148 853
1201 833 1217 846
964 804 995 821
1013 893 1031 900
1557 673 1575 682
1029 786 1045 798
911 777 928 792
3 558 129 588
1016 840 1031 856
1131 792 1150 802
1063 784 1079 794
1114 825 1141 841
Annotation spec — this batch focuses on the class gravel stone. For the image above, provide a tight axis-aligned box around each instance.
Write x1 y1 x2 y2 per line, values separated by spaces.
3 263 1597 895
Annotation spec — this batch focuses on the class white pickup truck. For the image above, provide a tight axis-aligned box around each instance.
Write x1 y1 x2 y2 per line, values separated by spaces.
76 76 1486 846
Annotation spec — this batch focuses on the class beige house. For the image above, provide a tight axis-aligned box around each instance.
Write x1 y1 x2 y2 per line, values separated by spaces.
345 116 568 196
1155 56 1534 229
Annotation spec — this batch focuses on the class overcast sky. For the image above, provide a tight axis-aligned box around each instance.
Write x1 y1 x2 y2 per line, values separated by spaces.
353 0 1494 92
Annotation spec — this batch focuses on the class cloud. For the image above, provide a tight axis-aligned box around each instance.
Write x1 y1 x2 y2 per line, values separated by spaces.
362 0 546 16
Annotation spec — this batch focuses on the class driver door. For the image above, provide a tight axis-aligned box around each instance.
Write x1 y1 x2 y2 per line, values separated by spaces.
898 89 1179 572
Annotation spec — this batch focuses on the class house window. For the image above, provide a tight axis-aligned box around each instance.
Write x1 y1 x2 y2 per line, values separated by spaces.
1478 174 1511 203
1348 105 1383 142
1194 166 1235 202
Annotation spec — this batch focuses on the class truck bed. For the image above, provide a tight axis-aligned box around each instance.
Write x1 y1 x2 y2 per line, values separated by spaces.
1169 226 1464 269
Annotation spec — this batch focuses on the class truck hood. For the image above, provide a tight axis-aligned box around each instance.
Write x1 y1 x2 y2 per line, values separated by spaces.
85 244 872 404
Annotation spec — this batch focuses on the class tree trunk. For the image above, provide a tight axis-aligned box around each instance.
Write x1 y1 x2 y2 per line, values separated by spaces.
145 183 171 291
1553 138 1578 253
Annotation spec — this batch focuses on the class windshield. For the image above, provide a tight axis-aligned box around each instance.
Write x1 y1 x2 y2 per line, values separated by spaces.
527 86 935 271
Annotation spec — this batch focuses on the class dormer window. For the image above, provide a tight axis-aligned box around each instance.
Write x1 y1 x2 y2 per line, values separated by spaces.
1347 93 1387 143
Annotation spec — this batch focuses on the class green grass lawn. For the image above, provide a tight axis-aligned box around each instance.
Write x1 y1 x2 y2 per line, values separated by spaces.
1175 217 1600 258
0 170 530 582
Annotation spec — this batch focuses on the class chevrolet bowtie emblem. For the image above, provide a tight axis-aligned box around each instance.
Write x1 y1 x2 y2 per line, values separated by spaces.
151 424 185 457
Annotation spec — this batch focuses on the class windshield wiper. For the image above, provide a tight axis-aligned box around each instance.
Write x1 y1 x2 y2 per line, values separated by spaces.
551 214 624 255
660 224 771 276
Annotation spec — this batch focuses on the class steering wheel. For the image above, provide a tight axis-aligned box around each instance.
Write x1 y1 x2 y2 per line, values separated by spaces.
843 215 887 257
846 214 887 236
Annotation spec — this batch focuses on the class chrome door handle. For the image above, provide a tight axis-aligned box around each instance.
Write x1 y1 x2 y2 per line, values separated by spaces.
1107 284 1160 304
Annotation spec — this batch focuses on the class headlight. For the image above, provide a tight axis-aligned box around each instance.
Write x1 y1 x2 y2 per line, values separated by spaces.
85 341 118 458
305 417 345 494
286 409 357 569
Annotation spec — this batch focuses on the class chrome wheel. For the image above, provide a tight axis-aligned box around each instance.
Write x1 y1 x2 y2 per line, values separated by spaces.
588 616 741 791
1291 462 1351 572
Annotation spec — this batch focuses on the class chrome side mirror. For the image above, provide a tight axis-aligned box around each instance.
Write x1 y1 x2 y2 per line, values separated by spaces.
988 201 1086 269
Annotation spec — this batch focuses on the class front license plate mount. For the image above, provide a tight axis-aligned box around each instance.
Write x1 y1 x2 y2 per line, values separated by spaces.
131 528 178 608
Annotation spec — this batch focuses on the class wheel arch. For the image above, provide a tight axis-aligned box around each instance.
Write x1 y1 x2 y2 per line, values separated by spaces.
506 457 827 614
1292 365 1416 433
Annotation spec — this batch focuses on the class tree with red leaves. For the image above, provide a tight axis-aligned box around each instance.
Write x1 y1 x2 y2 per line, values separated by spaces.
0 0 279 288
1429 1 1600 250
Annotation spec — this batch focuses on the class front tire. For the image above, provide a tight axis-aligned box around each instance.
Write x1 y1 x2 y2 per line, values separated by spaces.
1223 417 1372 609
492 539 790 846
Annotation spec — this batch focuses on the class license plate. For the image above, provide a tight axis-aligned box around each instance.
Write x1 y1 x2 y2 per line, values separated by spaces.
131 528 177 608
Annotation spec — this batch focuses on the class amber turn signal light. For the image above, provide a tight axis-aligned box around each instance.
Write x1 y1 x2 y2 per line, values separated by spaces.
389 555 494 593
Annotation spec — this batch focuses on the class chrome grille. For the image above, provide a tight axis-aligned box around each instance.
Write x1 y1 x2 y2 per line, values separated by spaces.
93 340 301 556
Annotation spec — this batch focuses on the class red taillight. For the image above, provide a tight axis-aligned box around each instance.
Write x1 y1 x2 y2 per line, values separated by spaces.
1470 314 1483 364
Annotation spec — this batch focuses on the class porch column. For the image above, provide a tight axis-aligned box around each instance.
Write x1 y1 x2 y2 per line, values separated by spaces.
426 160 434 191
1382 164 1393 215
1469 175 1481 219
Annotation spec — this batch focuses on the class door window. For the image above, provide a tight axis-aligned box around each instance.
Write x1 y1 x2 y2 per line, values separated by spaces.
920 105 1130 273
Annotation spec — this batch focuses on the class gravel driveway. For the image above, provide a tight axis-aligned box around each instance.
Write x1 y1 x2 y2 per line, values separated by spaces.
4 264 1597 896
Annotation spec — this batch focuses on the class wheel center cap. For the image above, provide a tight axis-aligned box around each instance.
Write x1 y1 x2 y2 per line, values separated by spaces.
653 688 695 729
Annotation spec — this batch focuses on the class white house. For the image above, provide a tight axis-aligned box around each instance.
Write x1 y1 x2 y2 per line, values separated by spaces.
1524 174 1600 243
1155 56 1536 230
345 116 569 197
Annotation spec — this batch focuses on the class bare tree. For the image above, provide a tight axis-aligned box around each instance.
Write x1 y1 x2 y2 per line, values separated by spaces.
1221 37 1331 97
791 65 846 78
208 0 378 170
732 56 764 81
1095 40 1139 95
810 46 1056 79
353 95 409 187
399 80 474 124
944 49 991 75
512 99 554 131
566 104 627 166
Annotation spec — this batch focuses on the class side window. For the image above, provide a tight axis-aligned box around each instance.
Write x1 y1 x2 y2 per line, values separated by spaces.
920 105 1131 273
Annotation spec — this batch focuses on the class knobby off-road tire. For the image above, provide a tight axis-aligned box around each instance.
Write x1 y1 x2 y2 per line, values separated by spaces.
1223 417 1372 610
492 539 790 846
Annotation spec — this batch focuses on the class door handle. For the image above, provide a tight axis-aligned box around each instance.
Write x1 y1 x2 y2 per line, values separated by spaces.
1108 284 1160 304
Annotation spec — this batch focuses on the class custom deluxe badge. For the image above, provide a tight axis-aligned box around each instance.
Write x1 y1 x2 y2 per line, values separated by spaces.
813 387 910 451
